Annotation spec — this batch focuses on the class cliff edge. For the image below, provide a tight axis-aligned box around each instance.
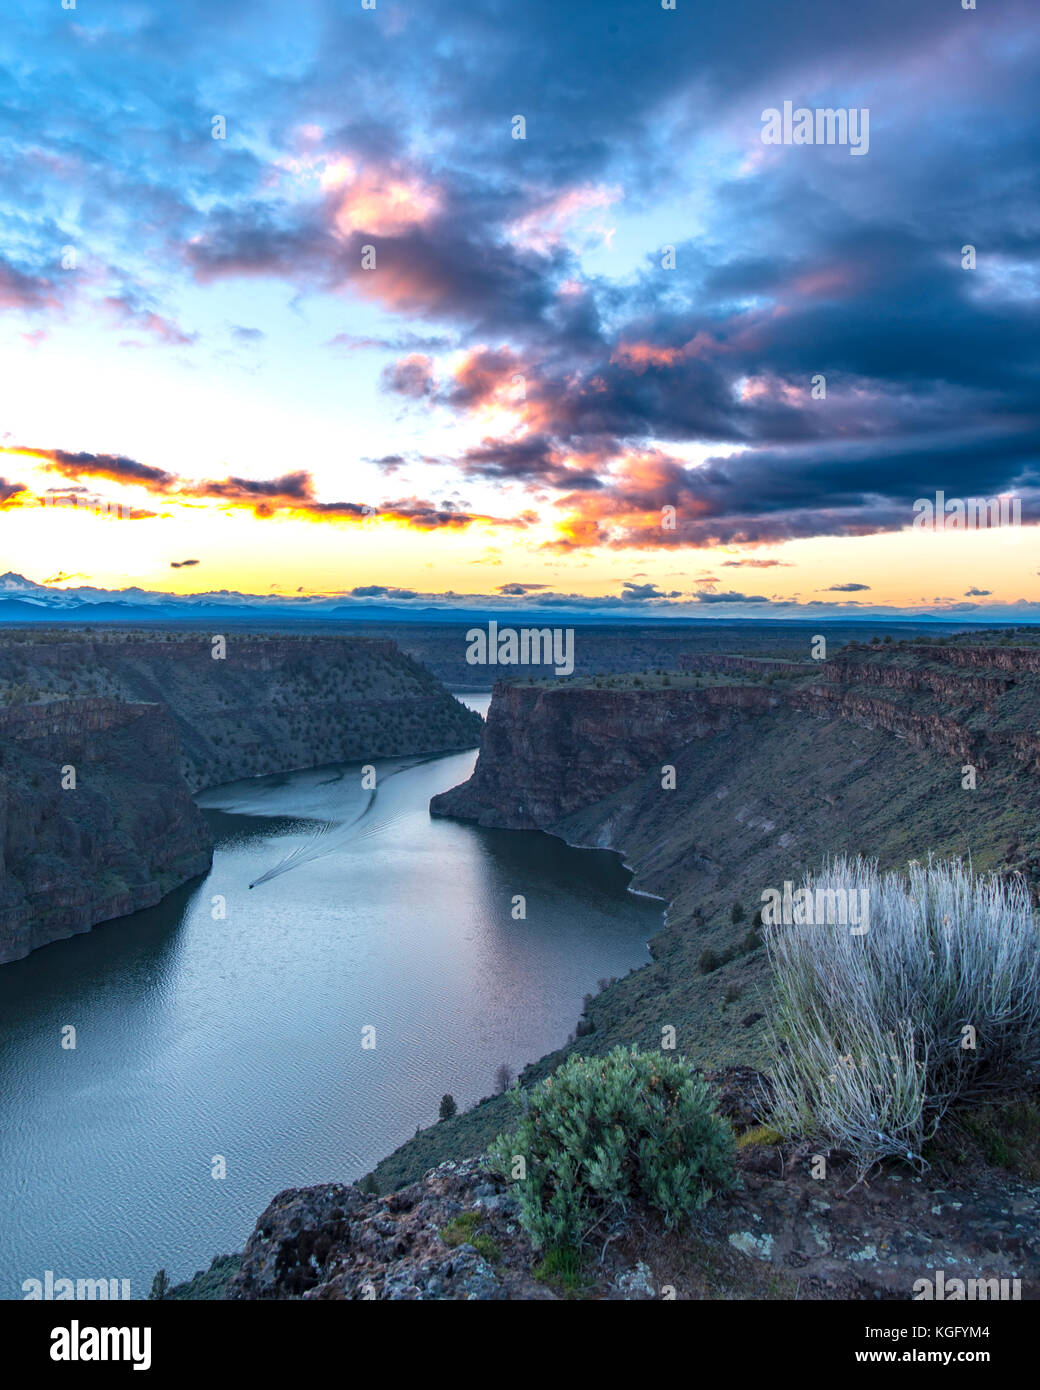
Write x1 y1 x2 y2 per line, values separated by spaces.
0 630 483 960
0 698 213 964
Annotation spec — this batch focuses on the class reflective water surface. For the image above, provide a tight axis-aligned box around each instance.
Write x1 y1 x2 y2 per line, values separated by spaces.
0 695 658 1294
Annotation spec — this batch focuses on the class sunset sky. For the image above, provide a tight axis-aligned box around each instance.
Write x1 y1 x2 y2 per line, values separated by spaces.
1 0 1037 618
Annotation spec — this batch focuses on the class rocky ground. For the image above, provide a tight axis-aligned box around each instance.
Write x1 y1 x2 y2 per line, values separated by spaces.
221 1070 1039 1301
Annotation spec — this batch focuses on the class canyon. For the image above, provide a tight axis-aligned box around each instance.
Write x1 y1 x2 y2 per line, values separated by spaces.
389 635 1040 1193
0 630 483 961
5 623 1039 1299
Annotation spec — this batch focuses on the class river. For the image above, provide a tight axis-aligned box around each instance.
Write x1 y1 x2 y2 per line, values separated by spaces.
0 694 658 1296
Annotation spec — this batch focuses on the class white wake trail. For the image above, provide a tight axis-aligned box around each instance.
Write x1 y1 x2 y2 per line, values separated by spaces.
247 757 436 889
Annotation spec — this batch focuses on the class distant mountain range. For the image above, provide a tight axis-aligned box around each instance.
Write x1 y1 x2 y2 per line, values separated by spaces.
0 572 1026 626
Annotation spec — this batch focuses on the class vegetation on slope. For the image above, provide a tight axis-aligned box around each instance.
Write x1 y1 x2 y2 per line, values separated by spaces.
375 630 1040 1191
488 1046 736 1250
766 856 1040 1173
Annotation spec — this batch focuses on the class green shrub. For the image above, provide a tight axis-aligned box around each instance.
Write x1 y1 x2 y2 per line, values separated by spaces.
488 1046 736 1250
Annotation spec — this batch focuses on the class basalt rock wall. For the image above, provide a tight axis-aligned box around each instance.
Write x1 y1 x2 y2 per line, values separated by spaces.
0 633 484 791
911 644 1040 675
789 684 981 763
0 698 213 964
822 660 1010 703
431 681 780 828
431 673 997 830
0 633 483 961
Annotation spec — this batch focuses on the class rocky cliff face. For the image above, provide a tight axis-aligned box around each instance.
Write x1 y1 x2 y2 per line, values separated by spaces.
436 644 1040 835
822 659 1010 703
911 643 1040 674
790 684 982 763
0 633 483 791
431 681 778 828
0 699 212 964
0 631 483 961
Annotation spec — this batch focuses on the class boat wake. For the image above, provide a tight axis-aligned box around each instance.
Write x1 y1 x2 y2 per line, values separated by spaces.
247 758 433 888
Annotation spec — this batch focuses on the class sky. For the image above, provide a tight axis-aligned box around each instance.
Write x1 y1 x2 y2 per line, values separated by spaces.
0 0 1038 619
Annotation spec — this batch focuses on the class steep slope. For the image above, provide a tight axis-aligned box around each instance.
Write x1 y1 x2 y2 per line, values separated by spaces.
0 699 212 964
398 638 1040 1192
0 630 483 961
0 631 484 791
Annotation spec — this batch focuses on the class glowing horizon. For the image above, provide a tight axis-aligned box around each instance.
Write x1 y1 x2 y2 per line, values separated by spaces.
1 2 1037 619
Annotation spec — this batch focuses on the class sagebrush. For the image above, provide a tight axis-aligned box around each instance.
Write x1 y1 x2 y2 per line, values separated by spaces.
765 855 1040 1174
487 1045 736 1250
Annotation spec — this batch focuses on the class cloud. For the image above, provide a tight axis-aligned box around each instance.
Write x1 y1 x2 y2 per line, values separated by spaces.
0 256 59 312
5 0 1039 565
0 475 29 505
102 294 196 347
0 447 179 493
621 581 681 600
825 582 871 592
692 589 770 604
964 587 992 596
328 331 451 353
721 558 792 568
170 559 200 568
0 446 529 532
42 571 89 585
380 353 435 398
497 582 550 595
349 584 419 599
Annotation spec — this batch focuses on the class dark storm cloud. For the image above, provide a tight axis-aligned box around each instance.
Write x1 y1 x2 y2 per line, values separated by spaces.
692 589 770 604
7 0 1040 550
621 582 681 601
0 476 28 504
350 585 419 599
